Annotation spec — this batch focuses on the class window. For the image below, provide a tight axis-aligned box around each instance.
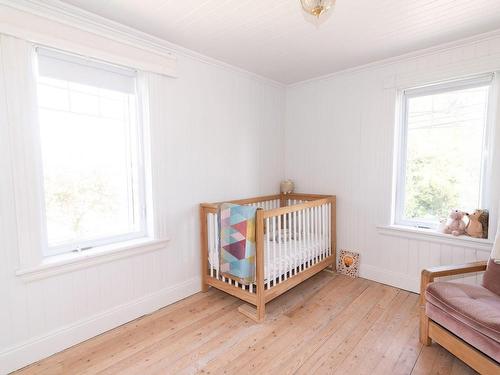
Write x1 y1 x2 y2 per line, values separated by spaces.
395 75 493 229
36 47 147 256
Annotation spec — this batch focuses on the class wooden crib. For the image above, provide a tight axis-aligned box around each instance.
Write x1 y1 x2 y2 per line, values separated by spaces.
200 193 336 322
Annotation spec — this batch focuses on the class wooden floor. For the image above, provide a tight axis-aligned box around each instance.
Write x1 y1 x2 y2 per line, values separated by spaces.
15 272 478 375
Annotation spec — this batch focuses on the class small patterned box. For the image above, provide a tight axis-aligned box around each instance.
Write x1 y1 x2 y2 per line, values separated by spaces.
337 250 359 278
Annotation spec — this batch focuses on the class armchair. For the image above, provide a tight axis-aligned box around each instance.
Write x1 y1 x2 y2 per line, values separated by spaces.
420 260 500 374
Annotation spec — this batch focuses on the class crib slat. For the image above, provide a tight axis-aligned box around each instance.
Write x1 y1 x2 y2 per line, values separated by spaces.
297 208 301 273
316 205 320 263
326 203 332 256
302 208 306 269
324 204 327 259
281 214 290 280
302 208 306 270
325 204 328 258
309 207 313 267
278 214 282 283
288 211 292 278
312 206 316 265
318 206 322 261
266 217 270 289
321 204 326 260
312 207 315 266
304 208 309 269
273 215 277 286
328 203 332 257
319 206 322 262
293 210 297 275
311 206 315 265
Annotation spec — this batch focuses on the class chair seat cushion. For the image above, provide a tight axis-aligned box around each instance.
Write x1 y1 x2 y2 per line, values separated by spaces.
425 281 500 343
426 302 500 362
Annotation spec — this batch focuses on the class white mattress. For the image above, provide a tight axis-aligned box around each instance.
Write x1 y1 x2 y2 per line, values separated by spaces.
208 234 329 283
263 235 328 282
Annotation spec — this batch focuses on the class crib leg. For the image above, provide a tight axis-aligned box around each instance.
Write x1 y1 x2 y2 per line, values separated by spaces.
331 261 337 272
201 280 209 293
323 262 336 274
238 303 265 322
200 205 209 293
257 301 265 322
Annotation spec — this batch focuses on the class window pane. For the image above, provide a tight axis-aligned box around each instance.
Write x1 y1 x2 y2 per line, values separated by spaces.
403 85 489 224
37 77 143 251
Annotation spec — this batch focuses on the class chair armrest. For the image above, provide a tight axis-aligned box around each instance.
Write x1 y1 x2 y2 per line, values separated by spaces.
419 261 487 305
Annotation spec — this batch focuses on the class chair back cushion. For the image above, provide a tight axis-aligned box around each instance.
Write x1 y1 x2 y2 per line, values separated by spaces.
483 258 500 296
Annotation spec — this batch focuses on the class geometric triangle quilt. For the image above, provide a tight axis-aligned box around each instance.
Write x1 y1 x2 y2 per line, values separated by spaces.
218 203 257 285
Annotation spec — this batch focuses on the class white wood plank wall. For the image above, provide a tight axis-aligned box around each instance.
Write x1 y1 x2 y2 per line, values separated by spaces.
285 33 500 293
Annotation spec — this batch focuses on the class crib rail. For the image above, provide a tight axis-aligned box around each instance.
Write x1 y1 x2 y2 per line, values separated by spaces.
200 193 336 321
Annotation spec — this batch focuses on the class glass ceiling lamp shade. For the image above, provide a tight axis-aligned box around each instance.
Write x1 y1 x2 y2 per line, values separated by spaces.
300 0 335 18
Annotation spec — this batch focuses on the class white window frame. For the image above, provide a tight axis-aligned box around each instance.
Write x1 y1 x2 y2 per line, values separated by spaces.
34 47 150 257
394 74 495 229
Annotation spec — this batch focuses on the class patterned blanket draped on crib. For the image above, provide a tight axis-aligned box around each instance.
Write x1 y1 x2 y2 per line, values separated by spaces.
218 203 257 284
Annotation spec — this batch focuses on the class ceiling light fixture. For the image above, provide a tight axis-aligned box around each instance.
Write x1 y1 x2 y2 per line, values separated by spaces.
300 0 335 18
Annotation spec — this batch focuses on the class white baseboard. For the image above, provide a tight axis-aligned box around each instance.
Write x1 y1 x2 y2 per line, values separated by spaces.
0 276 201 374
360 264 419 294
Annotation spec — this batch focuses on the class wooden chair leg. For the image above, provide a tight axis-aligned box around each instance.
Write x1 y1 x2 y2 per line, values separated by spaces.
420 306 431 346
419 269 432 346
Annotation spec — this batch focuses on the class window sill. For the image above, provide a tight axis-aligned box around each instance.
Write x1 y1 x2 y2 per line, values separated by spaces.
16 237 170 282
376 225 493 252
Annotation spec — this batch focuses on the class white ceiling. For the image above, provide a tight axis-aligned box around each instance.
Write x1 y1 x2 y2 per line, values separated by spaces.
59 0 500 84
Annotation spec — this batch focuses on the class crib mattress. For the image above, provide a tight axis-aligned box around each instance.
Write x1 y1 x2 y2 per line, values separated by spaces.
208 234 329 284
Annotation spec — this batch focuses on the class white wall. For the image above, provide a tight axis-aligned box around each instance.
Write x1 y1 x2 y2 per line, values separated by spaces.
0 40 285 375
285 32 500 293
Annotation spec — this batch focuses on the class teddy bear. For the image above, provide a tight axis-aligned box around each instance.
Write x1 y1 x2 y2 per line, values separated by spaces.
465 210 484 238
441 209 466 236
478 209 489 238
280 179 294 195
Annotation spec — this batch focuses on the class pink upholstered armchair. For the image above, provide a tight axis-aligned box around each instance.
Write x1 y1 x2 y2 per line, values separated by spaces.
420 259 500 374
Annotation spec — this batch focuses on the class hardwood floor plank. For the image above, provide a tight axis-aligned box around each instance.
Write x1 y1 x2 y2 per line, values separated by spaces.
198 274 361 375
450 358 479 375
331 291 416 375
378 318 421 374
411 343 477 375
239 279 381 374
367 294 421 375
94 300 242 374
17 291 225 375
192 274 353 372
80 292 236 374
262 281 397 375
297 288 407 374
13 272 483 375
